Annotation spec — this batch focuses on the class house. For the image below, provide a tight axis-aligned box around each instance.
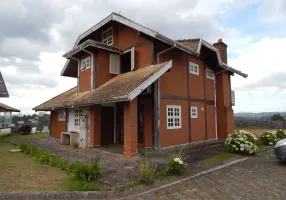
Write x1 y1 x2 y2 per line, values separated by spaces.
0 72 20 133
33 13 247 158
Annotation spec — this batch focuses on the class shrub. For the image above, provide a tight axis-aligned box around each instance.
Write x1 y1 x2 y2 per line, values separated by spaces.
276 130 286 140
166 146 188 175
260 132 277 145
138 158 157 184
19 124 32 135
225 130 258 154
73 162 101 181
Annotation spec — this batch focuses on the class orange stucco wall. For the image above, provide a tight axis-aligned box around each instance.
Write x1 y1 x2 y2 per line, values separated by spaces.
96 50 115 88
139 97 153 148
190 102 206 142
135 43 153 70
189 56 204 99
160 99 189 147
117 24 145 49
50 111 66 140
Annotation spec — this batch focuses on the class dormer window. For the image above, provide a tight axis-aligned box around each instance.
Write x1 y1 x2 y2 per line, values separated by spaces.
81 57 90 71
102 27 113 46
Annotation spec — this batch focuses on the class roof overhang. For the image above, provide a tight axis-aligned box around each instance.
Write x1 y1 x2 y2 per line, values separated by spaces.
0 72 9 97
197 39 248 78
35 61 172 111
61 40 121 77
0 102 20 112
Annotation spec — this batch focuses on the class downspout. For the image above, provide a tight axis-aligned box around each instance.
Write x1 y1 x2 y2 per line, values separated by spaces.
69 55 80 94
203 63 208 140
82 49 94 91
186 53 191 143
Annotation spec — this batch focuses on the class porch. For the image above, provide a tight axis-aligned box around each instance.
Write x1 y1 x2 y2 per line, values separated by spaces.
89 94 154 158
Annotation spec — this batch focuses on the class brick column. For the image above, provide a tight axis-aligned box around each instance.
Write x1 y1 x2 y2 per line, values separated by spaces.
89 105 101 147
124 98 138 158
216 72 234 139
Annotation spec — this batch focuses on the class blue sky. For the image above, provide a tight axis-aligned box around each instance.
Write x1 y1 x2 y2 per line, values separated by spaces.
0 0 285 114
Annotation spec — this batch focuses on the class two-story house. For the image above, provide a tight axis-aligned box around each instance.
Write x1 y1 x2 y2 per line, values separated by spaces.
34 13 247 158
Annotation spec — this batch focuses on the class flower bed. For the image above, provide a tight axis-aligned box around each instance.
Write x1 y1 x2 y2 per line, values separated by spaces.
225 130 258 154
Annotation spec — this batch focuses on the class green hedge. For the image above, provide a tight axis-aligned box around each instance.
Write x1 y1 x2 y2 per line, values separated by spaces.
19 143 101 181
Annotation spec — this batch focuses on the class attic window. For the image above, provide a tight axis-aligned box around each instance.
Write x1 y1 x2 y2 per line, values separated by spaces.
81 57 90 71
206 68 215 80
189 62 199 75
102 27 113 46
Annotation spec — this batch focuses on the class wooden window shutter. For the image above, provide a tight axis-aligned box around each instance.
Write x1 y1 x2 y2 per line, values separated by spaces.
131 47 135 71
109 53 120 74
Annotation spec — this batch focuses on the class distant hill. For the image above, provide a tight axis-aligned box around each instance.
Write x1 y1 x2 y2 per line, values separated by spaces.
235 112 286 119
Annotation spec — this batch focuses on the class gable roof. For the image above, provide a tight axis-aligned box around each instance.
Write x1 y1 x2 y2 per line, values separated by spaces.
0 72 9 97
0 102 20 112
61 12 247 78
34 61 172 111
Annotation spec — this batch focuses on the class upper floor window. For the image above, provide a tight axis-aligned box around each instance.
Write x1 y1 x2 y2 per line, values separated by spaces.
189 62 199 75
81 57 90 71
74 110 83 126
167 105 181 129
58 110 66 121
206 68 215 80
102 27 113 46
191 106 198 118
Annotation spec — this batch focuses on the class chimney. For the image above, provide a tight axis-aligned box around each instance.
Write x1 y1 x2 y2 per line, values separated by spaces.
213 39 228 64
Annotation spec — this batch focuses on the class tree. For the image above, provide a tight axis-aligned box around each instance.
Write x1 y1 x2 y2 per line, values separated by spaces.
271 114 284 121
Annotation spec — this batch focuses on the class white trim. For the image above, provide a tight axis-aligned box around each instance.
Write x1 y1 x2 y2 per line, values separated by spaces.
206 68 215 80
189 62 199 75
128 60 172 101
191 106 198 118
166 105 182 130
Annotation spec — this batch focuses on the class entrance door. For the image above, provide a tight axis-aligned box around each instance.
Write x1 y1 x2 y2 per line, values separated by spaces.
101 106 115 145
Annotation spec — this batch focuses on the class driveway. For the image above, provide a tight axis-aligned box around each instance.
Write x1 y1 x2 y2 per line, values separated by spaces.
130 151 286 200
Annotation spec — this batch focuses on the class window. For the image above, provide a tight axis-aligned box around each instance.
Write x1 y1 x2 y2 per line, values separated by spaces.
167 106 181 129
81 57 90 71
58 110 66 121
74 110 83 126
206 68 215 80
191 107 198 118
102 27 113 46
189 62 199 75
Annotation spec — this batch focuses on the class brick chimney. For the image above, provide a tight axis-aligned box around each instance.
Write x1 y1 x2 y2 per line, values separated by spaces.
213 39 228 64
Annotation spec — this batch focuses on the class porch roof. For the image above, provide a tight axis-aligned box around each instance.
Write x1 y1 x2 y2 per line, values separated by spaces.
0 102 20 112
33 61 172 111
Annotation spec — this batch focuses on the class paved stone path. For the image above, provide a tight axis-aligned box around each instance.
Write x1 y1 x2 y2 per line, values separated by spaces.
132 151 286 200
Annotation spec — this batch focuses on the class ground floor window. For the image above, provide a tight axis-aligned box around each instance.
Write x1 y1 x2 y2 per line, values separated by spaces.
191 106 198 118
167 105 181 129
58 110 66 121
74 110 83 126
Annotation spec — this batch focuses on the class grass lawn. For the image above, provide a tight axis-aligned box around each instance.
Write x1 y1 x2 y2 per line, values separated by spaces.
0 133 100 192
235 127 285 136
202 153 237 166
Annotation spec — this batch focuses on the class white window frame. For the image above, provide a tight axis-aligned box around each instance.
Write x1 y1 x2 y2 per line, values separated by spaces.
102 27 113 46
80 57 91 71
189 62 199 75
191 106 198 118
206 68 215 80
74 109 83 126
58 110 66 121
166 105 182 129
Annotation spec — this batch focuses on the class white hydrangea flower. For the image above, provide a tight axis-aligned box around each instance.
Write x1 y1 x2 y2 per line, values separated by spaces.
178 160 183 165
269 142 273 145
174 158 180 162
240 144 245 148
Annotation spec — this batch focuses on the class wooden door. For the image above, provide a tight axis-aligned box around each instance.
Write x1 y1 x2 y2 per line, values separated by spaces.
101 106 114 145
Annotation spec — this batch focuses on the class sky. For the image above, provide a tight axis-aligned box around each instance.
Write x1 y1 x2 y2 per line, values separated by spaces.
0 0 286 114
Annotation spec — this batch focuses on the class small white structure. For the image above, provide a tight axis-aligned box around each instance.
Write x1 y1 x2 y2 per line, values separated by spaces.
42 126 49 133
0 103 20 134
